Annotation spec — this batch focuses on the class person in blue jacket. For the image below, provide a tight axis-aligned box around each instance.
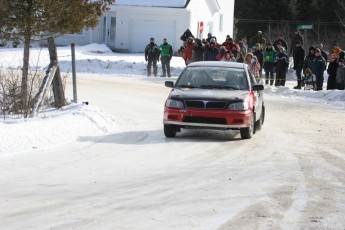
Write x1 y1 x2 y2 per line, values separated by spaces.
311 48 326 90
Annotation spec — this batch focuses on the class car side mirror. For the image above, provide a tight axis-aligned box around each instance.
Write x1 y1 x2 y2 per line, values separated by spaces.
165 81 174 88
252 84 264 91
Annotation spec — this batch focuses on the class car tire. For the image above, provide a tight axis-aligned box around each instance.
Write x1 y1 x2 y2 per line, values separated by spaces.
255 105 265 131
240 113 254 139
164 124 177 138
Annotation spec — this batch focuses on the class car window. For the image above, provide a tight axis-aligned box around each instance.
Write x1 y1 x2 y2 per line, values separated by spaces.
175 67 249 90
247 68 257 86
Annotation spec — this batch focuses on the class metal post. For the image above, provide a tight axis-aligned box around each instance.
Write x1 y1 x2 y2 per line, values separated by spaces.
71 43 77 103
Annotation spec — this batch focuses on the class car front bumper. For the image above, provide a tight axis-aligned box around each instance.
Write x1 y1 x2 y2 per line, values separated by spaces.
163 107 253 129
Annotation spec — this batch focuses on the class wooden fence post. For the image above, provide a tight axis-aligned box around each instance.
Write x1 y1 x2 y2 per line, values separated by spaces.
47 37 66 108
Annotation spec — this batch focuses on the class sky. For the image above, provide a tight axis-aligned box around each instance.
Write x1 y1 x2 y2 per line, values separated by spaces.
0 43 344 154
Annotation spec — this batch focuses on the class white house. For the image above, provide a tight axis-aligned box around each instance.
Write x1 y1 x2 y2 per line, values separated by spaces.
55 0 235 53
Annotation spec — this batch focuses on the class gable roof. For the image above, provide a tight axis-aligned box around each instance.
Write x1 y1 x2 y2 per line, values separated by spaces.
115 0 190 8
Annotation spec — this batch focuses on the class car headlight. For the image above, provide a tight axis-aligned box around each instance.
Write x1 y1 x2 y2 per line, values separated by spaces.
227 101 248 110
166 99 184 108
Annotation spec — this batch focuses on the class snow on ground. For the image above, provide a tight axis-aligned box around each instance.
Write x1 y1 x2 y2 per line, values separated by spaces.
0 43 344 154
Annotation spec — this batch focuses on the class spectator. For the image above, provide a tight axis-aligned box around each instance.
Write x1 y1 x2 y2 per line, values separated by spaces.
303 46 316 71
204 38 219 61
216 46 228 61
292 41 305 89
331 42 341 58
290 29 304 55
253 43 264 79
336 58 345 90
185 37 195 65
244 53 261 81
318 43 328 64
178 45 187 66
236 52 245 63
249 31 266 50
311 48 326 90
263 42 277 85
159 38 173 77
275 47 289 86
192 38 204 62
144 37 160 77
238 37 247 56
206 33 213 43
273 33 288 52
327 54 339 90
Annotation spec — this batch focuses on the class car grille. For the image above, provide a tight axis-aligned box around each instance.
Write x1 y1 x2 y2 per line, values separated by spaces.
184 116 227 125
184 100 228 109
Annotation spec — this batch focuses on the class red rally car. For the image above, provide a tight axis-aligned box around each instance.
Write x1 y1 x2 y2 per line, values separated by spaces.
163 61 265 139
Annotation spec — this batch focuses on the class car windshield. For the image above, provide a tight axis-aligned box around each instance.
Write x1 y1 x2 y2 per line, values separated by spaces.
175 67 249 90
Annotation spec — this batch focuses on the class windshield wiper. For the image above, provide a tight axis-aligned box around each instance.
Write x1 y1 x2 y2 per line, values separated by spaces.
200 85 240 90
176 84 197 88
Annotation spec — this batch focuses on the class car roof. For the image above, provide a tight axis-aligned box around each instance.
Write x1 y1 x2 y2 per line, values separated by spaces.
187 61 247 69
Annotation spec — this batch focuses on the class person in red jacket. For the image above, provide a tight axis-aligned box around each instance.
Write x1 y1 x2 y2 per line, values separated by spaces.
185 37 195 65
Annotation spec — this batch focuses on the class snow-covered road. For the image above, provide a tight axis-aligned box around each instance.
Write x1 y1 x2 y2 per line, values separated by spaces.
1 74 345 229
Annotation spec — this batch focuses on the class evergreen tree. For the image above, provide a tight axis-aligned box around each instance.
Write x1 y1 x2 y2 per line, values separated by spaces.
0 0 115 112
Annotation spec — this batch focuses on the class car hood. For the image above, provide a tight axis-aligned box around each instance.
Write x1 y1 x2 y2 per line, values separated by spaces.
169 88 250 101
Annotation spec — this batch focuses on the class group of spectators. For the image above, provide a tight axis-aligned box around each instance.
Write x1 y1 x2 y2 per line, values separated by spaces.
145 29 345 90
144 37 173 77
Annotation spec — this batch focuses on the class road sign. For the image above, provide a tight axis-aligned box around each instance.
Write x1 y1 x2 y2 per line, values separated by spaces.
297 24 314 30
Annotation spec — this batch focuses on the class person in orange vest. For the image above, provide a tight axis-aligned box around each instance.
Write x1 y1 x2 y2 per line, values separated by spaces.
331 42 341 58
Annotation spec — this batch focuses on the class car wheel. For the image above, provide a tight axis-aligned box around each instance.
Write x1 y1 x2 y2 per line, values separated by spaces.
164 124 177 138
240 113 254 139
255 105 265 131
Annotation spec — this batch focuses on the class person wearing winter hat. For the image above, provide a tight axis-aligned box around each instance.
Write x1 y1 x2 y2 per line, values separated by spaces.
290 29 304 55
293 40 305 89
185 37 195 65
336 58 345 90
275 47 289 86
249 30 266 50
144 37 160 77
331 42 341 58
311 48 326 90
303 46 316 71
263 42 277 85
273 33 288 52
192 38 205 62
204 39 219 61
254 43 264 78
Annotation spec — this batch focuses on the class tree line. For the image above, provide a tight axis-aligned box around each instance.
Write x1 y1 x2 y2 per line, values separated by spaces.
234 0 345 52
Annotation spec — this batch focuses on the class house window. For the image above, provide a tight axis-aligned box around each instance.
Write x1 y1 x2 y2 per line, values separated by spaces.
219 14 223 32
69 29 84 36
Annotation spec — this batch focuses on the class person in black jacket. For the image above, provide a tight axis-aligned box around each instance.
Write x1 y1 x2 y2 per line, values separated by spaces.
327 54 339 90
144 37 160 77
303 46 316 71
311 48 326 90
253 43 264 79
275 47 289 86
290 29 304 55
292 41 305 89
204 39 219 61
273 34 288 52
192 38 205 62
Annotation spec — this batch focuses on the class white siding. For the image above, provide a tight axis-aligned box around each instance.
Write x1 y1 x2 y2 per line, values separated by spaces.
54 0 235 53
115 6 189 53
217 0 235 39
186 0 234 44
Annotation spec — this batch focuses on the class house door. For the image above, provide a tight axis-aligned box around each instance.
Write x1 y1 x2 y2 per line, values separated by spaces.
102 15 116 48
